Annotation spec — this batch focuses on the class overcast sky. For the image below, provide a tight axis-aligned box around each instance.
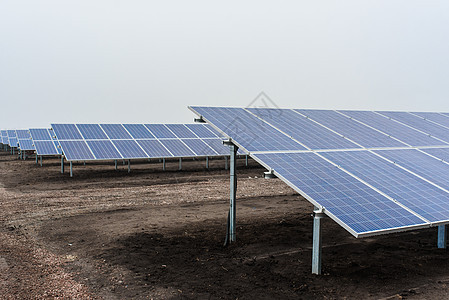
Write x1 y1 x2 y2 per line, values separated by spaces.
1 1 449 129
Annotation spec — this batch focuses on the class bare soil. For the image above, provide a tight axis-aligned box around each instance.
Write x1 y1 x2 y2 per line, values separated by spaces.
1 151 449 299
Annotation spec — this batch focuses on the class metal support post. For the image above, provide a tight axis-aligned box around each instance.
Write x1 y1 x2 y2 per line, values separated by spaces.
163 158 166 171
128 160 131 173
61 156 64 173
225 156 228 170
245 155 248 166
70 161 73 177
179 158 182 170
312 207 324 275
114 160 118 170
223 140 238 246
206 157 209 169
36 155 38 164
438 225 447 249
40 155 43 167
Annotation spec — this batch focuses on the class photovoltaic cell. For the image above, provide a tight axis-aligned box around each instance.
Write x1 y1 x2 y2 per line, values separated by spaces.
30 129 52 141
144 124 177 139
123 124 155 139
18 139 34 150
201 139 230 155
8 137 18 147
112 140 147 158
34 141 59 155
165 124 197 138
77 124 108 140
296 110 405 148
411 112 449 128
52 124 83 140
100 124 132 139
185 124 219 138
137 140 172 158
378 111 449 143
419 148 449 163
190 107 306 152
160 139 196 157
54 141 62 154
252 152 426 235
16 130 30 139
86 140 122 159
321 150 449 223
181 139 218 156
59 141 95 161
248 108 361 150
339 110 446 147
373 149 449 192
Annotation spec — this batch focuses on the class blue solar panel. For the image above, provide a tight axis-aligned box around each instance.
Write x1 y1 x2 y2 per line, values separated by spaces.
30 129 52 141
18 139 34 150
86 140 122 159
52 124 83 140
16 130 30 139
181 139 218 156
34 141 59 155
339 110 445 147
59 141 95 161
185 124 219 138
296 110 406 148
190 107 306 152
112 140 147 158
419 148 449 162
411 112 449 128
8 137 18 147
378 111 449 143
7 130 16 138
165 124 197 138
252 152 426 235
373 149 449 192
100 124 132 139
201 139 230 155
54 141 62 154
144 124 177 139
1 136 7 144
248 108 361 150
123 124 155 139
77 124 108 140
321 150 449 223
159 139 196 157
136 140 172 158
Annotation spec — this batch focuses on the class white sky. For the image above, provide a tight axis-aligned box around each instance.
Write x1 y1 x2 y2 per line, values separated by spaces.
1 1 449 129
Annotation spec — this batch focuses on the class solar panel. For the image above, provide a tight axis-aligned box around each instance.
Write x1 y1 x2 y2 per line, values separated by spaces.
100 124 132 139
16 130 30 139
373 149 449 192
200 139 231 155
145 124 177 139
59 141 95 161
86 140 122 159
54 141 62 154
420 148 449 162
190 107 306 152
34 141 59 156
8 137 18 147
296 110 406 148
248 108 361 150
165 124 197 138
52 124 83 140
378 111 449 143
30 129 52 141
123 124 155 139
18 139 35 150
321 150 449 223
111 140 147 159
411 112 449 128
185 124 219 138
159 139 196 157
136 139 172 158
252 152 427 235
339 110 447 147
77 124 108 140
181 138 218 156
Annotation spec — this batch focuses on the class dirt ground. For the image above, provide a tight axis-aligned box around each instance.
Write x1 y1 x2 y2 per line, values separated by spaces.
1 151 449 299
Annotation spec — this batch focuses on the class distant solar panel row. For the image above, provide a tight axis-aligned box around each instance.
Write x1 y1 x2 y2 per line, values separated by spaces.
52 123 237 161
189 107 449 238
30 128 61 156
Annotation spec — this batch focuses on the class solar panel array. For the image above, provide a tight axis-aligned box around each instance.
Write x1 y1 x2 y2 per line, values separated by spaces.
1 130 8 145
52 123 240 161
189 107 449 237
30 128 61 156
16 129 35 151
